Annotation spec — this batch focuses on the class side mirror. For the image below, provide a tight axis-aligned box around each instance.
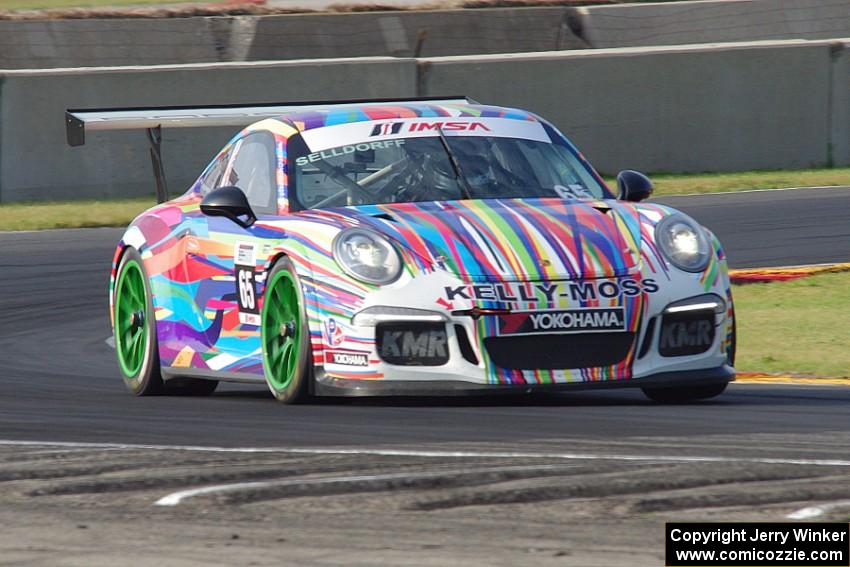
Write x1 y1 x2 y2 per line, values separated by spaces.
617 170 653 202
200 186 256 228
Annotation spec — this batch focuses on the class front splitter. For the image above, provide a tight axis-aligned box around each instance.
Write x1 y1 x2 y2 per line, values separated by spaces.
312 365 734 397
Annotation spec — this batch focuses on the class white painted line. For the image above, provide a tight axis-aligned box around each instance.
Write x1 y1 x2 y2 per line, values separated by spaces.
105 336 115 349
0 227 127 236
787 500 850 520
731 261 850 272
661 185 850 198
1 439 850 468
731 380 850 387
735 261 849 270
154 464 569 507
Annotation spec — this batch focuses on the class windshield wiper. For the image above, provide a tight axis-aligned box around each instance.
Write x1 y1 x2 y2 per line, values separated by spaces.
436 125 473 200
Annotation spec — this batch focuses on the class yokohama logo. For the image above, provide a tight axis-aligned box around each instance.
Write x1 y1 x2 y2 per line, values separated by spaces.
529 310 623 331
498 308 626 336
327 350 369 367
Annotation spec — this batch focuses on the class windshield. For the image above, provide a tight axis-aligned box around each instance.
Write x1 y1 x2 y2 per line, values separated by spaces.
289 133 609 210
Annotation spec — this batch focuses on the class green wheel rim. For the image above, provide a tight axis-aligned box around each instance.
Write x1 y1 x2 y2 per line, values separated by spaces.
115 259 148 378
262 269 302 392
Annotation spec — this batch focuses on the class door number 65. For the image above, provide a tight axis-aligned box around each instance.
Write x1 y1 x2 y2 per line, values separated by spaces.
238 269 255 311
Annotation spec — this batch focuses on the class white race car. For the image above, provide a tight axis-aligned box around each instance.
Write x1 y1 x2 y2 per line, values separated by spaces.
68 97 735 403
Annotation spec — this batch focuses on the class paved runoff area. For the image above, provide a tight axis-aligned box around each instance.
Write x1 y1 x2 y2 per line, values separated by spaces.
2 431 850 566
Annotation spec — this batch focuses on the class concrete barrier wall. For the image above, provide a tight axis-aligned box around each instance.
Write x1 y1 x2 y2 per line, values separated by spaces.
1 40 848 202
247 9 585 60
0 17 223 69
0 8 585 69
0 58 417 202
420 39 849 174
573 0 850 48
3 1 850 69
832 39 850 168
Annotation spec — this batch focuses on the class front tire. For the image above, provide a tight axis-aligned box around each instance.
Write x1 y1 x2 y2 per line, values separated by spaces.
642 382 728 403
261 258 312 403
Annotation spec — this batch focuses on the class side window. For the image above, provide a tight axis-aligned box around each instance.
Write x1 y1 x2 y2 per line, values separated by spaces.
199 150 230 195
227 132 277 215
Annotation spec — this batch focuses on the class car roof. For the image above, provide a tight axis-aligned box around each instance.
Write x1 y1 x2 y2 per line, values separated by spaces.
274 103 540 132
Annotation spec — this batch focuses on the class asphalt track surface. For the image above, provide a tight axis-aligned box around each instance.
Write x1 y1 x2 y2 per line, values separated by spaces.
656 186 850 268
1 187 849 566
0 186 848 453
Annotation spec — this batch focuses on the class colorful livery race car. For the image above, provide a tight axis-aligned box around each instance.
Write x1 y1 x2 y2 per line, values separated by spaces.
66 97 735 403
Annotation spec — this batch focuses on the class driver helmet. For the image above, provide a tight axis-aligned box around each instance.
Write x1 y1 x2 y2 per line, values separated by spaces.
404 139 459 195
449 138 492 187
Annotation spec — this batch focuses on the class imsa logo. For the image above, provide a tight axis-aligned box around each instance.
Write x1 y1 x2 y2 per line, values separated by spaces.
369 121 492 137
369 122 403 137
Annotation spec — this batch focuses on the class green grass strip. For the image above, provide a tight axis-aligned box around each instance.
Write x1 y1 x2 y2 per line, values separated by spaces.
733 271 850 378
4 166 850 231
603 167 850 196
0 197 153 231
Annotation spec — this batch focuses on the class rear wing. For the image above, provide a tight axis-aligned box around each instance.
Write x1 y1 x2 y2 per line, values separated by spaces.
66 96 473 202
65 96 473 146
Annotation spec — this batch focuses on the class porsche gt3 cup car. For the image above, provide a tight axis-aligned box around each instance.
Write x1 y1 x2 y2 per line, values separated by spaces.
67 97 735 403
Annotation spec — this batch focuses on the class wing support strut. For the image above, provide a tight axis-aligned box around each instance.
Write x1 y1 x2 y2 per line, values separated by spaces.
146 126 168 203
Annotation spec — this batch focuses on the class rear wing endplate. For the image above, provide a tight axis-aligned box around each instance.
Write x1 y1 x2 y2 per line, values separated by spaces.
65 96 472 203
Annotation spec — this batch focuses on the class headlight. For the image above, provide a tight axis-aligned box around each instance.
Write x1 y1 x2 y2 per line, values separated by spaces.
333 228 402 285
655 214 711 272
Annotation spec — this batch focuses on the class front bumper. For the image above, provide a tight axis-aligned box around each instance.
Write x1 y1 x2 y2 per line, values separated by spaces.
313 364 735 397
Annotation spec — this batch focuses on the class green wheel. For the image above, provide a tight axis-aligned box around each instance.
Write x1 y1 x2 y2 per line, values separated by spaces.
261 258 312 403
113 248 163 396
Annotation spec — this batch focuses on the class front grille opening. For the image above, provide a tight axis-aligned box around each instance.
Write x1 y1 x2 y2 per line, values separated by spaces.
376 322 449 366
484 332 635 370
658 311 715 357
637 317 656 359
454 324 479 365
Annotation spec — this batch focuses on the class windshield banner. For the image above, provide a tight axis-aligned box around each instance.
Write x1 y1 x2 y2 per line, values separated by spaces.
301 117 551 153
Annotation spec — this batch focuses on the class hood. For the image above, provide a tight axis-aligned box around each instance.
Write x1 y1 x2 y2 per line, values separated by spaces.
327 198 643 281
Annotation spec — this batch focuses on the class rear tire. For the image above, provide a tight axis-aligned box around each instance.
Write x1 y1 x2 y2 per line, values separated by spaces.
113 248 163 396
642 382 728 403
261 257 312 404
